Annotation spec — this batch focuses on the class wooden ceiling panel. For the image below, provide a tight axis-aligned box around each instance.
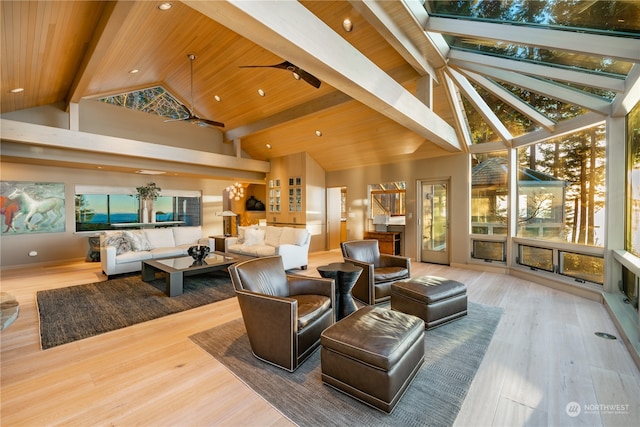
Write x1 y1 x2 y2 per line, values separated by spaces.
1 0 459 173
1 1 106 112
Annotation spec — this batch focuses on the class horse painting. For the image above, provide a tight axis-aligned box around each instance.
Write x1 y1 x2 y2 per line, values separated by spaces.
0 196 21 233
7 188 65 231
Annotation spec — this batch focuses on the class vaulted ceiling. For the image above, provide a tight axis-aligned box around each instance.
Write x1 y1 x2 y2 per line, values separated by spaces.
1 1 638 175
1 1 459 173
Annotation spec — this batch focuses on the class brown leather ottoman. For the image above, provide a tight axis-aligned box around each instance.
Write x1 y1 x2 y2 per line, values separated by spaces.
320 306 424 413
391 276 467 329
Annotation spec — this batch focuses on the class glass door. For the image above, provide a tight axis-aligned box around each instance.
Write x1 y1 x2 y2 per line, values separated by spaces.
419 180 449 264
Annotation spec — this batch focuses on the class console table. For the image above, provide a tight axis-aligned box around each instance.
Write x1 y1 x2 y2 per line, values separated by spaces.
364 231 402 255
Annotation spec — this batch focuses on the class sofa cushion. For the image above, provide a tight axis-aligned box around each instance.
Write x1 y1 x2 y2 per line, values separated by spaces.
280 227 308 246
173 226 203 247
238 244 277 257
264 226 283 247
124 230 152 251
115 250 152 263
150 247 186 258
144 228 176 249
244 228 266 247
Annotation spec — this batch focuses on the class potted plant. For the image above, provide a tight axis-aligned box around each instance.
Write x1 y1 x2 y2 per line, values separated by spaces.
136 182 161 223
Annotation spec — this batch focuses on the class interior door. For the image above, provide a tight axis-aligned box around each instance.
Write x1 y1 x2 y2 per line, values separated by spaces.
327 187 342 250
419 180 449 265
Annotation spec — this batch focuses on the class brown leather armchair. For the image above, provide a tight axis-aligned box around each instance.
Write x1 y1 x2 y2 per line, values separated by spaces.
228 255 335 372
341 239 410 305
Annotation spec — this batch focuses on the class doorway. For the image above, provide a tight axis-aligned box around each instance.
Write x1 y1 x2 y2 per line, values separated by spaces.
327 187 346 250
419 180 449 264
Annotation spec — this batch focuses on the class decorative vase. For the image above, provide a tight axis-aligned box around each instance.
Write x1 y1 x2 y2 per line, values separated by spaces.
151 209 156 223
142 201 149 224
188 245 210 262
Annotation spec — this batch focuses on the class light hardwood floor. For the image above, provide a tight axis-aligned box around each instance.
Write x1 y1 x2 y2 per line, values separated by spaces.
1 250 638 426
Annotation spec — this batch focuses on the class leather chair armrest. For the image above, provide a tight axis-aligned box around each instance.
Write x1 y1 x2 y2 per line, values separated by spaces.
235 290 298 369
344 257 376 304
288 275 334 299
380 254 411 270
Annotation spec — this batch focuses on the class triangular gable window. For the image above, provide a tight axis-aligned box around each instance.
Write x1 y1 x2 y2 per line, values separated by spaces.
98 86 187 119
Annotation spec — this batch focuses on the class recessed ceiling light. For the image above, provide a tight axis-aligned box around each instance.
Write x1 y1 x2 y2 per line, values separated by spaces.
343 18 353 32
258 89 265 97
157 3 172 10
214 95 221 102
9 88 24 93
128 69 139 74
315 130 322 137
266 143 272 149
136 170 166 175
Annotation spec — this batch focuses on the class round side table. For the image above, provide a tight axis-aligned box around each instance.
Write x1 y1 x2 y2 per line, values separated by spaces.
317 262 362 321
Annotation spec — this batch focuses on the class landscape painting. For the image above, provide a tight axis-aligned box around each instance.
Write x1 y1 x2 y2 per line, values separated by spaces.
0 181 66 235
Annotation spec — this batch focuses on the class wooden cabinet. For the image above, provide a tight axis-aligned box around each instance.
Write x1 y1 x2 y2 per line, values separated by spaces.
266 153 326 253
364 231 401 255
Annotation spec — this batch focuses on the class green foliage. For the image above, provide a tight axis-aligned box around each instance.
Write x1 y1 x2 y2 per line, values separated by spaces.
136 182 162 201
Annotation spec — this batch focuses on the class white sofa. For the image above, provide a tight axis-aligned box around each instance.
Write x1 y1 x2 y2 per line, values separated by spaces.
225 225 310 270
100 226 211 278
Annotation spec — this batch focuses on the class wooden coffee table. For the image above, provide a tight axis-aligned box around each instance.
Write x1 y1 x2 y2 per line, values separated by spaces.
141 251 249 297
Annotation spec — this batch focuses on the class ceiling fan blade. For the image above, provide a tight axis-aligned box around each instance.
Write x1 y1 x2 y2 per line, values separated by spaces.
199 118 225 128
239 61 321 88
239 61 293 70
294 68 321 88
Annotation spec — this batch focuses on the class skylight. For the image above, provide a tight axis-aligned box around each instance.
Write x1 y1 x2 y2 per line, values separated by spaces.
420 0 639 150
98 86 188 119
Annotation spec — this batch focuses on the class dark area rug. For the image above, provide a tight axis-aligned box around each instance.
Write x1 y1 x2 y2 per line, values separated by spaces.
37 270 235 350
190 302 503 427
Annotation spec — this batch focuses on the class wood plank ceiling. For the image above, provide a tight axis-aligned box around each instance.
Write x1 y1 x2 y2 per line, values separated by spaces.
1 1 460 172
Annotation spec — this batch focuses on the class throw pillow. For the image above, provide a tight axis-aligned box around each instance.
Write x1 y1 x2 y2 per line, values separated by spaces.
264 226 283 247
243 228 266 247
102 234 132 255
123 230 152 252
237 225 257 244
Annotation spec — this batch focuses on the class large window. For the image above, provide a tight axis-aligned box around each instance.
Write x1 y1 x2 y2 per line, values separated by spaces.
471 152 508 235
627 102 640 257
517 123 606 246
75 186 201 231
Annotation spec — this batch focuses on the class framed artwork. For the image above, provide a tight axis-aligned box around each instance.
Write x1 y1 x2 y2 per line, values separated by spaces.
1 181 66 235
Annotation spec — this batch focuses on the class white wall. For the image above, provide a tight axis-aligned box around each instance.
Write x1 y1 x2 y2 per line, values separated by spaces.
326 153 469 264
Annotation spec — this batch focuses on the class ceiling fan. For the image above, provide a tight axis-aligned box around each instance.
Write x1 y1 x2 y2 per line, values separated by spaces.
239 61 321 88
165 54 224 128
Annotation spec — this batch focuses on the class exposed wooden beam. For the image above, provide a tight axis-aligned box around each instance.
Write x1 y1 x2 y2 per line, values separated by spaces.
426 16 640 63
224 91 352 141
447 68 513 146
611 65 640 117
66 1 135 106
0 119 270 174
450 62 612 115
350 0 437 78
440 71 472 149
223 64 417 141
450 50 626 93
184 0 461 153
458 69 556 132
